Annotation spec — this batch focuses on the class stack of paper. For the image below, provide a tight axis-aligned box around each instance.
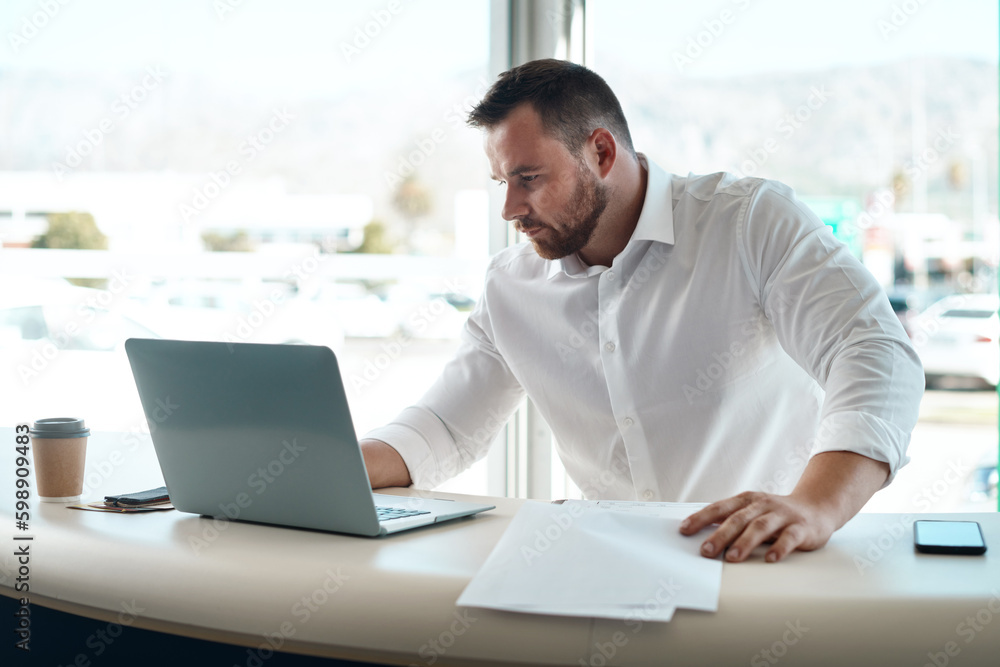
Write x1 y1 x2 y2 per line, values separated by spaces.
457 501 722 621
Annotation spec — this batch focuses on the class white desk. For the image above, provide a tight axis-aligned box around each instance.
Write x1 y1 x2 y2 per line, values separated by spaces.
2 429 999 666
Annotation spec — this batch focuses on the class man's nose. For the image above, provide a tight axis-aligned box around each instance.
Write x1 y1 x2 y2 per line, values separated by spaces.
501 187 529 221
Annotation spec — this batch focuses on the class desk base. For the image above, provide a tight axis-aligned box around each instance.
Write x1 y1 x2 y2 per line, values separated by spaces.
0 594 378 666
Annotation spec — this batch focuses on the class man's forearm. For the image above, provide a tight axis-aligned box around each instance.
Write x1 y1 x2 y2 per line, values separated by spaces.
359 439 413 489
790 450 890 531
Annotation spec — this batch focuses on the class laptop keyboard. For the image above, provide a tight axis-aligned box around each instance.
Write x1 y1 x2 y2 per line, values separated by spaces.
376 506 431 522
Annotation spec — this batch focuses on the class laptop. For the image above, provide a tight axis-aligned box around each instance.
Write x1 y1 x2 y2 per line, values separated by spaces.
124 338 494 536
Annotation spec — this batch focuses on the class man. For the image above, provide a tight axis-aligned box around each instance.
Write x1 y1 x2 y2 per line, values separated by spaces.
360 59 924 563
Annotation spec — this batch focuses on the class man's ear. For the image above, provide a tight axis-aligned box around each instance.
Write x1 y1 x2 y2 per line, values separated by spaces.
588 127 617 179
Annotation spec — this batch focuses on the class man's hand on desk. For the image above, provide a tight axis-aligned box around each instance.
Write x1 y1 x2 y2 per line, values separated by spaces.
679 490 837 563
679 451 891 563
359 439 413 489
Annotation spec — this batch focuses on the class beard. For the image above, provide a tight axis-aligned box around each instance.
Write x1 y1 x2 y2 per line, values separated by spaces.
519 162 610 261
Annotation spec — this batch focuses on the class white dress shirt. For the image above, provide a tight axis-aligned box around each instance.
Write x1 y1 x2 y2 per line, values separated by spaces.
365 156 924 502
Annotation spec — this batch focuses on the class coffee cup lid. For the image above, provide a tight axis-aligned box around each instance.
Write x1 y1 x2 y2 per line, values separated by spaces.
30 417 91 438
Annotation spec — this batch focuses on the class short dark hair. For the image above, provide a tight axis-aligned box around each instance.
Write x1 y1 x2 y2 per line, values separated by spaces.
467 59 635 157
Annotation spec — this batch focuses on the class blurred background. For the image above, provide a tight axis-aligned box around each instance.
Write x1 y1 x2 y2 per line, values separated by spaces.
0 0 996 511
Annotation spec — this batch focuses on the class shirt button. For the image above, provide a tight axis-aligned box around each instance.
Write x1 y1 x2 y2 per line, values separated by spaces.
605 342 616 352
623 417 634 427
606 271 615 280
643 490 654 501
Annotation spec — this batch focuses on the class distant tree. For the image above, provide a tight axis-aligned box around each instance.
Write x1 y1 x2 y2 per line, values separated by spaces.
352 220 396 254
392 175 432 250
891 169 910 200
201 230 254 252
32 211 107 250
948 160 968 190
31 211 108 288
392 175 432 220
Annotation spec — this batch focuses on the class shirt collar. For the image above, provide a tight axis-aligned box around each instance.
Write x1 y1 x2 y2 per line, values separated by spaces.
630 154 675 246
547 153 675 280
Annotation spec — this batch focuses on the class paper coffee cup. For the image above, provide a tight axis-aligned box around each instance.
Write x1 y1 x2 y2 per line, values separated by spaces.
30 418 90 503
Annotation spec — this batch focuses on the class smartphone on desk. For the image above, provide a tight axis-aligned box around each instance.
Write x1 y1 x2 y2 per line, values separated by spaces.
914 520 987 555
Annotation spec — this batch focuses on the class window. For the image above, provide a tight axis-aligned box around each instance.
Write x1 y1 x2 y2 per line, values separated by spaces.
590 0 999 511
3 1 996 509
1 0 494 492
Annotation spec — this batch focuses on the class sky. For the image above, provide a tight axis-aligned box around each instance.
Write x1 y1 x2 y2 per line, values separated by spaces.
1 0 996 94
590 0 998 77
0 0 490 95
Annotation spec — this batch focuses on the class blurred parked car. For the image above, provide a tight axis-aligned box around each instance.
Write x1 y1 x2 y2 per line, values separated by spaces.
385 284 470 340
0 279 161 431
969 462 999 506
0 280 159 351
133 279 345 352
909 293 1000 388
306 282 400 339
884 287 950 337
0 278 347 432
433 292 477 312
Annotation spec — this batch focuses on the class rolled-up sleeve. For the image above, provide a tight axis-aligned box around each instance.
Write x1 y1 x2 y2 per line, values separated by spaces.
738 182 924 485
362 268 525 489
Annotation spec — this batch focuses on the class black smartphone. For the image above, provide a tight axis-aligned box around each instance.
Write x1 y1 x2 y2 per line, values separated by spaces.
914 520 987 555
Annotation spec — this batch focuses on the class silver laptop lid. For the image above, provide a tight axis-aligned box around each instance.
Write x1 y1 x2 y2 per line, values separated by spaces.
125 338 383 536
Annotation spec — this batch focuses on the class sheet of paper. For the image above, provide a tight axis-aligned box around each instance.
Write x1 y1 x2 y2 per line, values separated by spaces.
561 499 708 520
457 501 722 621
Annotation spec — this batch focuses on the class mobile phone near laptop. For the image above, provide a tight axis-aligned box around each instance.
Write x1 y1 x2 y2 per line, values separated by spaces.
914 520 987 555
